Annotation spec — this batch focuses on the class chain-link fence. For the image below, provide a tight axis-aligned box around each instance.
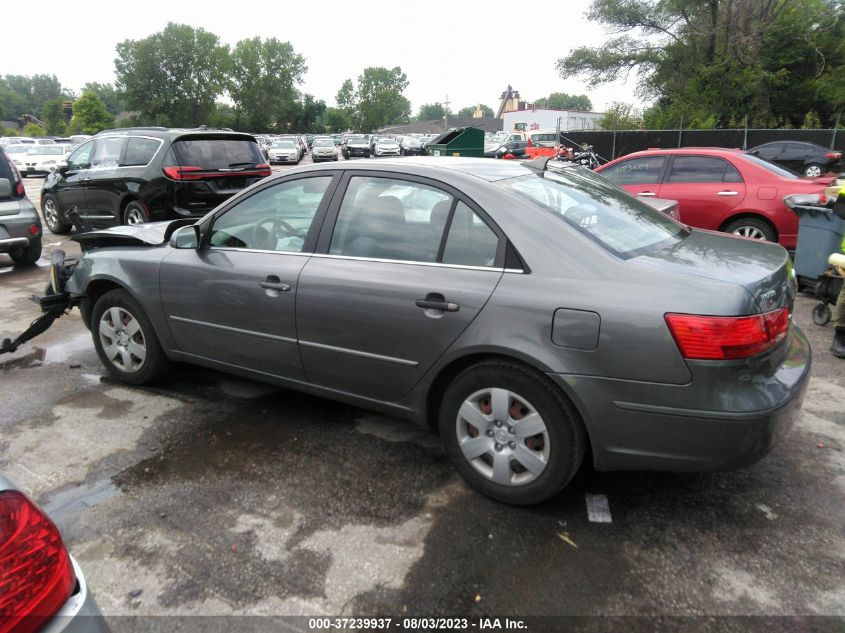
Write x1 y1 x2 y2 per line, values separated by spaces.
556 128 844 162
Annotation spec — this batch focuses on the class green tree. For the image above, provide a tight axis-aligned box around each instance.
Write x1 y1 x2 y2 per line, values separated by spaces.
323 107 351 133
0 74 68 120
417 102 448 122
22 123 45 137
599 102 643 129
69 91 115 134
456 104 494 119
557 0 845 128
534 92 593 111
41 98 69 135
229 37 306 131
81 82 126 116
291 94 326 133
115 22 230 127
338 67 411 132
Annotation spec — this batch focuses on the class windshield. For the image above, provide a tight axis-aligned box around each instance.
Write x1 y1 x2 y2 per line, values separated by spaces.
503 167 686 258
406 138 421 146
490 132 510 145
314 139 333 147
33 146 65 155
6 145 30 154
272 142 296 149
740 153 801 179
379 139 396 144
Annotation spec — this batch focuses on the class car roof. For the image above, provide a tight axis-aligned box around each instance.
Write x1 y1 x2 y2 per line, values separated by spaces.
286 156 536 182
94 127 255 141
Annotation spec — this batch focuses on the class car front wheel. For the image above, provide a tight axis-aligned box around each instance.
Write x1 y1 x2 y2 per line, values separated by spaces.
439 360 586 505
91 289 171 384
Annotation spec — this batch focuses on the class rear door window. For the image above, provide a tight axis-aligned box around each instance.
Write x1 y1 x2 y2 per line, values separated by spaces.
170 138 264 171
442 202 500 268
91 137 124 169
122 137 161 166
667 156 740 183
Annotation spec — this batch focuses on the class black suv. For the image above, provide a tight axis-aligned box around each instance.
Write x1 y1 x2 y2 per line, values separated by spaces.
41 128 270 233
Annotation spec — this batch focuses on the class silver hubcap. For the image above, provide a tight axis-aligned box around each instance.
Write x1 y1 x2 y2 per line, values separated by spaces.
125 207 146 225
98 307 146 373
805 165 822 177
731 225 767 240
456 388 550 487
44 199 58 228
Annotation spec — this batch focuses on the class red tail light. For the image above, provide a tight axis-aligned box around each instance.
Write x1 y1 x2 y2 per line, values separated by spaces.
825 152 841 160
665 308 790 360
163 165 203 180
255 163 271 177
0 491 76 633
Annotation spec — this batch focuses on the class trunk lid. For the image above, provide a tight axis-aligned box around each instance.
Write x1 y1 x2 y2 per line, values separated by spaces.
634 228 796 314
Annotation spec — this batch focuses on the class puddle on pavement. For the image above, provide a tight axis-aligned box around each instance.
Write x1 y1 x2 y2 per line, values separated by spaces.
42 330 92 364
0 347 46 370
41 477 119 525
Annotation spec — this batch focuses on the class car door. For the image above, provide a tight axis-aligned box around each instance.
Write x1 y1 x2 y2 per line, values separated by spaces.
599 155 669 199
296 173 505 403
159 173 338 380
656 155 746 230
83 136 127 226
55 139 95 216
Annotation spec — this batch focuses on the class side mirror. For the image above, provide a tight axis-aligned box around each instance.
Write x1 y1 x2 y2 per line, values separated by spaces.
57 163 70 175
169 225 200 249
0 178 11 198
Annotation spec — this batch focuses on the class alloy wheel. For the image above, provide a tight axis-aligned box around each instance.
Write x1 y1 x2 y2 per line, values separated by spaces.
455 388 550 486
125 206 147 225
98 306 147 373
731 225 767 240
43 198 59 229
804 165 822 177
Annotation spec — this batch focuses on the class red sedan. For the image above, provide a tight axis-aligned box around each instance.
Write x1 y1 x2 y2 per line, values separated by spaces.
595 148 834 249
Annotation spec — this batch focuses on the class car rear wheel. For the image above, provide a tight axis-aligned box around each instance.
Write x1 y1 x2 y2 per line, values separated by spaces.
41 194 71 234
123 201 149 225
804 164 823 177
10 239 41 266
439 360 587 505
91 289 171 384
724 217 776 242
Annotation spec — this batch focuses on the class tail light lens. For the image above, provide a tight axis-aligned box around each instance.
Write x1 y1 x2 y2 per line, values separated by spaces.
825 152 841 160
665 308 790 360
163 164 272 180
162 165 203 180
0 491 76 633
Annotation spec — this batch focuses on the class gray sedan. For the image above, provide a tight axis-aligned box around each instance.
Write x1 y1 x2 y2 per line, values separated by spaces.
52 157 810 505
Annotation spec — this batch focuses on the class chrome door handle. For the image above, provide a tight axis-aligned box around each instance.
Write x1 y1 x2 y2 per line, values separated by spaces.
416 299 459 312
637 192 656 197
717 191 739 196
259 278 291 291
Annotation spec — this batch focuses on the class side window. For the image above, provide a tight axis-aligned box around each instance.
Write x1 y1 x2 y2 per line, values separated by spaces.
724 162 743 183
602 156 666 185
122 138 160 166
90 137 124 169
209 176 332 252
668 156 733 183
66 140 94 171
329 176 452 263
442 202 500 268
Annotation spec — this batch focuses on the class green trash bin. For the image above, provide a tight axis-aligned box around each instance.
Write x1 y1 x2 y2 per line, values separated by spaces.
426 126 484 158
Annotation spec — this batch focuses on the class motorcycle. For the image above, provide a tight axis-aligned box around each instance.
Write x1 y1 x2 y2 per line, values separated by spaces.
553 144 601 170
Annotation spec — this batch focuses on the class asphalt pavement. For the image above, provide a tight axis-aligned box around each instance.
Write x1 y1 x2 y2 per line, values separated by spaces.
0 159 842 632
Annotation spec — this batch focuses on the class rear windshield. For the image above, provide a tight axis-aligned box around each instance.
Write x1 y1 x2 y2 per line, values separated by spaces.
740 153 800 179
170 138 264 170
503 167 686 258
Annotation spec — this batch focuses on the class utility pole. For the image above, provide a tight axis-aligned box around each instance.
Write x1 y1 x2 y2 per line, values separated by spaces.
442 94 451 131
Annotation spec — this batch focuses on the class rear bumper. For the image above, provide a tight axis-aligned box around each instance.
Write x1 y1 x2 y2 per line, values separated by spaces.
0 214 41 252
549 324 812 472
41 556 110 633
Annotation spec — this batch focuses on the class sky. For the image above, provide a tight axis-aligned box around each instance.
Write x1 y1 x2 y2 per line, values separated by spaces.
1 0 644 115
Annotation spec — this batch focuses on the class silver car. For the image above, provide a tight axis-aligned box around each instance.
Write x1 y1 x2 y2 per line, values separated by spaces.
51 157 810 505
0 474 109 633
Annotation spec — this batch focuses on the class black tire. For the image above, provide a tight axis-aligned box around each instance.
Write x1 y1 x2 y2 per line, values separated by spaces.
438 360 587 505
803 163 824 177
723 217 776 242
90 289 171 385
123 201 150 225
812 302 832 326
41 193 72 234
10 238 41 266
